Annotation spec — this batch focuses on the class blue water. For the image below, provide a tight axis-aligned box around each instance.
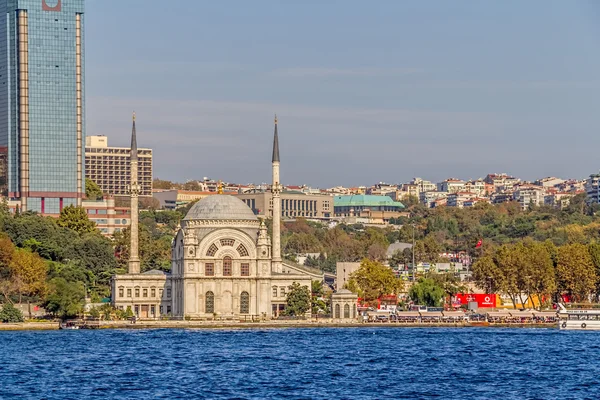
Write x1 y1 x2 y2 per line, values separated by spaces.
0 327 599 399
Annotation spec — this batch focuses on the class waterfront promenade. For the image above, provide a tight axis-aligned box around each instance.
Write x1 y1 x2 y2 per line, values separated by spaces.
0 318 557 330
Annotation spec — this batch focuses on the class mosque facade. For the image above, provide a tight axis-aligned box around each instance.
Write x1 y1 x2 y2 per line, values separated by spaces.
111 116 323 319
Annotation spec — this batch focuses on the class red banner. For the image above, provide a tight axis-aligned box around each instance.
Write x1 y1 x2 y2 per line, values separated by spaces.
455 293 496 308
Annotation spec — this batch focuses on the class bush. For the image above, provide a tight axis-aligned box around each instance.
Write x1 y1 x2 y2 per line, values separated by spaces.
0 303 25 323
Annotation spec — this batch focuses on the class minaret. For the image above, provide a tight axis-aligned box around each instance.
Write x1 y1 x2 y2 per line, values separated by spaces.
128 112 141 274
271 115 282 272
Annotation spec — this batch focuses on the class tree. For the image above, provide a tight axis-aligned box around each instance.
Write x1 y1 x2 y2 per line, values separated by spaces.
85 178 103 201
43 278 86 319
139 197 160 210
284 282 311 316
0 303 24 323
346 259 403 304
153 178 174 190
556 243 596 302
57 205 97 234
9 249 47 305
409 278 445 307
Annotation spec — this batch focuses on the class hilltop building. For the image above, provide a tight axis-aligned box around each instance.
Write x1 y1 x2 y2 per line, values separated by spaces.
333 195 406 224
111 117 323 319
0 0 86 212
234 191 333 219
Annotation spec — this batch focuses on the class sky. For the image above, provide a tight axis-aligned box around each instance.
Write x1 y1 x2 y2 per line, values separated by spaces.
85 1 600 187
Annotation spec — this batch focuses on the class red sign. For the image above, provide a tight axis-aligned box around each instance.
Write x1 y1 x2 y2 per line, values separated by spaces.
455 293 496 308
42 0 62 12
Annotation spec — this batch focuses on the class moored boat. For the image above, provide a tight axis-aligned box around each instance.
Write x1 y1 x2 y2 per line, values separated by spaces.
558 304 600 330
59 321 80 330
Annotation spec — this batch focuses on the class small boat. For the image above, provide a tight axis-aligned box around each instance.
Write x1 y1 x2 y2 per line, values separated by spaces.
59 321 80 330
557 304 600 330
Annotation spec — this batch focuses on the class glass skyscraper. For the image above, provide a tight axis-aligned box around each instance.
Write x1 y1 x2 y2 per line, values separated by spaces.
0 0 85 213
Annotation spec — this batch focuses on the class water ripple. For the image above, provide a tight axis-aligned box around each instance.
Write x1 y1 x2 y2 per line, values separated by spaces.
1 328 600 399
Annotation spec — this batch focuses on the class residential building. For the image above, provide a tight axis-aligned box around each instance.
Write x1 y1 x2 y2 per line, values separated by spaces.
235 191 333 219
420 191 447 208
464 179 490 197
586 173 600 205
463 197 490 208
447 192 478 208
513 185 544 209
437 179 466 194
535 177 565 188
410 177 436 194
0 0 86 212
333 195 405 224
85 135 152 197
545 192 579 209
484 173 520 191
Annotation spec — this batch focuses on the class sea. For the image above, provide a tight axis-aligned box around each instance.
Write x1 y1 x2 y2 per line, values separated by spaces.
0 327 598 399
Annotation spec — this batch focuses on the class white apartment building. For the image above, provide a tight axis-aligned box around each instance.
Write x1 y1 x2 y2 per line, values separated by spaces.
437 179 466 194
513 185 545 209
586 173 600 204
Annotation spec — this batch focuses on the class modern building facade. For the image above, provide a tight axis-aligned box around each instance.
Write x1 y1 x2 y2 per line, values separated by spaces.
234 191 333 219
83 197 130 236
85 135 152 197
153 189 223 210
0 0 86 212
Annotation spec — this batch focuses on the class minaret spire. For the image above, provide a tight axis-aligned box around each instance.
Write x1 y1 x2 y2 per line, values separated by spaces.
128 112 140 274
271 115 282 272
272 114 279 163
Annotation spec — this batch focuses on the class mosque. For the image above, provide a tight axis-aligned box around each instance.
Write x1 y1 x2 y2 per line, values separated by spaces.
111 116 323 319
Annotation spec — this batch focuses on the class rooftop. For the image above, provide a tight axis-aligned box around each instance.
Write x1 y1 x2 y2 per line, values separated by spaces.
334 195 405 208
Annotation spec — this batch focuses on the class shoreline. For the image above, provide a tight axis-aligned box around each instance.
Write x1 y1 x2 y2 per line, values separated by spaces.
0 321 557 331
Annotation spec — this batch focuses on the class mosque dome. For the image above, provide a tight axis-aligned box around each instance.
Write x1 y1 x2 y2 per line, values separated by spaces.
183 195 258 221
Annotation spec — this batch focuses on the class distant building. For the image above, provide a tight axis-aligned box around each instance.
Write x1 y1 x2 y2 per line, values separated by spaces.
586 173 600 204
83 197 130 236
153 189 224 210
410 178 437 194
513 185 544 209
484 173 520 191
535 177 565 188
447 192 478 208
85 135 153 197
235 191 333 219
437 179 466 194
420 191 447 208
333 195 405 224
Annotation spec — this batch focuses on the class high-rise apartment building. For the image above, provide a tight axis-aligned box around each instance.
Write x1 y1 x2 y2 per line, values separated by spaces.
0 0 85 213
85 135 152 197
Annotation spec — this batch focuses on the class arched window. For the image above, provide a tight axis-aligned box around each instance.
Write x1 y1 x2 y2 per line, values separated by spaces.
240 291 250 314
344 304 350 319
353 304 357 319
335 304 340 319
206 243 218 257
205 291 215 314
223 256 232 276
237 244 249 257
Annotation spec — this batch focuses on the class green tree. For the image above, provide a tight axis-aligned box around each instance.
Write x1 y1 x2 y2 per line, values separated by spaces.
43 278 86 319
85 178 103 201
57 205 97 234
556 243 597 302
0 302 24 323
284 282 311 316
408 278 445 307
346 259 403 304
